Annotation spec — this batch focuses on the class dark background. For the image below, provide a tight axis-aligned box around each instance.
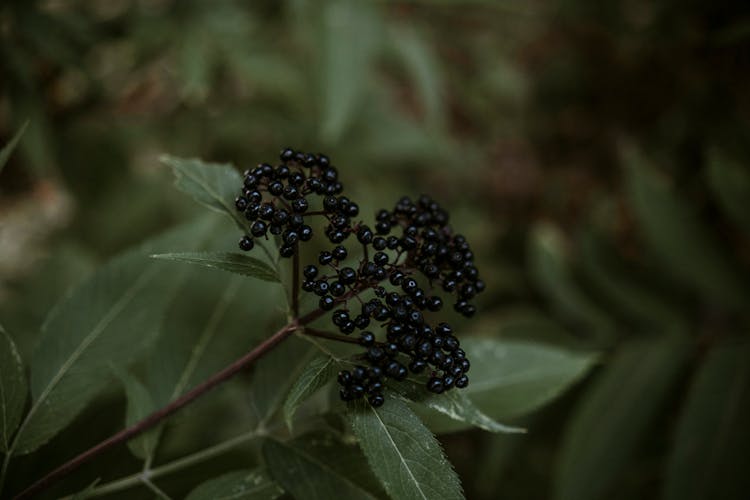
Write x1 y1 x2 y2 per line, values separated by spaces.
1 1 749 499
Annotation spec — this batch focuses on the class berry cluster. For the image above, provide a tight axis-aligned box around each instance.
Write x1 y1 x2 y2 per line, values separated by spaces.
235 149 485 408
235 148 353 257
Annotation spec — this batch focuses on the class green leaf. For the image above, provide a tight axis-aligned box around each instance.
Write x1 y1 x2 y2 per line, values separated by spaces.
663 338 750 500
391 378 524 434
263 438 378 500
283 356 339 429
162 155 245 229
151 252 279 283
348 397 464 500
250 339 316 425
707 152 750 233
388 27 444 129
529 223 617 343
186 469 283 500
624 148 748 309
0 121 28 175
578 226 682 328
554 335 690 500
113 368 158 460
417 338 597 434
0 325 27 451
70 478 101 500
11 218 213 454
320 0 381 142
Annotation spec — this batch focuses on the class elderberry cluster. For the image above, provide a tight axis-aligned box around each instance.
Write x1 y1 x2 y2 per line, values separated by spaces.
235 148 485 408
235 147 355 257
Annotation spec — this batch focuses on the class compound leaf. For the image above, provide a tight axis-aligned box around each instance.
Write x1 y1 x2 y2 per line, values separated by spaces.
348 397 464 500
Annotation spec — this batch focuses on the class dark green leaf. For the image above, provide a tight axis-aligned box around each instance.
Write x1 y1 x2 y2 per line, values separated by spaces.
162 155 246 229
113 368 158 460
0 121 28 175
0 325 27 452
392 378 524 434
707 152 750 233
320 0 381 142
624 148 748 309
388 27 444 129
11 218 213 454
578 226 682 328
283 356 339 429
263 438 378 500
348 397 464 500
249 339 316 426
554 335 690 500
529 223 617 343
185 469 283 500
416 337 597 433
151 252 279 283
663 338 750 500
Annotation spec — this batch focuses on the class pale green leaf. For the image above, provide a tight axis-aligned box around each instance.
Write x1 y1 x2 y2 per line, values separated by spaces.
283 356 338 429
186 469 283 500
162 155 245 228
391 378 524 434
263 438 378 500
348 397 464 500
113 368 158 460
0 325 27 451
624 147 749 309
663 338 750 500
11 218 213 454
320 0 381 142
707 152 750 233
417 338 597 434
151 252 279 283
554 335 690 500
0 121 28 175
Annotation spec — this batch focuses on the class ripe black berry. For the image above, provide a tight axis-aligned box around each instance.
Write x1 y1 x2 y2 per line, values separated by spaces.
239 236 254 251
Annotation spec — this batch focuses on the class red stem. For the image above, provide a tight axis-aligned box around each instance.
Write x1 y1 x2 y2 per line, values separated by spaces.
13 306 331 500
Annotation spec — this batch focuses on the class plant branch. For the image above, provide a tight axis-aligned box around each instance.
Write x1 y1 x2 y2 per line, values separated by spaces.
12 316 312 500
302 328 362 345
292 249 300 317
79 427 270 498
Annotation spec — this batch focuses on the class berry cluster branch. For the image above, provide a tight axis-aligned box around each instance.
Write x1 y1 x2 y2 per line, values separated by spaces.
12 304 336 500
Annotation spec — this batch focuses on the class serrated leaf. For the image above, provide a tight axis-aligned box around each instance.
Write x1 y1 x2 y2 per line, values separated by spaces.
162 155 245 229
0 121 28 175
554 335 690 500
10 218 213 454
113 368 158 460
320 0 381 142
624 148 748 309
263 438 378 500
663 338 750 500
707 152 750 233
151 252 279 283
529 223 617 343
391 378 524 434
417 338 597 434
283 356 339 429
0 325 27 451
348 397 464 500
186 468 283 500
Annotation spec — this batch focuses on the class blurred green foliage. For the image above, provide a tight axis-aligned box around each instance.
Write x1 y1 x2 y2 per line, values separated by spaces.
1 0 750 499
